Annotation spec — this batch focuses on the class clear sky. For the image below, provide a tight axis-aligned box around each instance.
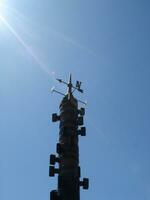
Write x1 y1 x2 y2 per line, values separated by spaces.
0 0 150 200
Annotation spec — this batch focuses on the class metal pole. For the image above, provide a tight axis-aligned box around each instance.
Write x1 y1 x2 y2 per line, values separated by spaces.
49 75 89 200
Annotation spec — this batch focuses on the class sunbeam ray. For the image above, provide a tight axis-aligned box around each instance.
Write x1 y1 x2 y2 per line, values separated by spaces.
0 14 54 78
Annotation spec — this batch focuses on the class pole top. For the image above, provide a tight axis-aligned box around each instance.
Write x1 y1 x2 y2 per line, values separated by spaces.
51 74 86 105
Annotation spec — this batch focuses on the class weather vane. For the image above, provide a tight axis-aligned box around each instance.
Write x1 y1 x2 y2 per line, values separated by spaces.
51 74 87 105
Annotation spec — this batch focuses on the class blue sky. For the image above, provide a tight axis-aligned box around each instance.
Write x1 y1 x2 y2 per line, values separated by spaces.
0 0 150 200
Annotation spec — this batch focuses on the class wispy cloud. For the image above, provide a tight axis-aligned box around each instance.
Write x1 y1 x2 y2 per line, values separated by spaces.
48 28 97 57
4 4 96 57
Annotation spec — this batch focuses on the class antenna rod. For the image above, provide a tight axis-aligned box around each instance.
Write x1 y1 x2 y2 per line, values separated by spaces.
51 89 65 96
67 74 72 99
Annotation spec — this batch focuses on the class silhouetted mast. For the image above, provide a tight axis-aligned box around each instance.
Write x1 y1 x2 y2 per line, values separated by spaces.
49 74 89 200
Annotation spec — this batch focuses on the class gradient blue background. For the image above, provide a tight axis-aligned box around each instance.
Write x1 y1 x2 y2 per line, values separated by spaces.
0 0 150 200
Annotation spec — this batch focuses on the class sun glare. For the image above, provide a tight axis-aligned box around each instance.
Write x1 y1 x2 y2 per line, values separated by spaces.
0 0 8 17
0 0 5 18
0 0 54 77
0 0 4 10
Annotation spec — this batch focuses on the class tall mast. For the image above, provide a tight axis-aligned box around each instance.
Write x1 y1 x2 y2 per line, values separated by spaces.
49 75 89 200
